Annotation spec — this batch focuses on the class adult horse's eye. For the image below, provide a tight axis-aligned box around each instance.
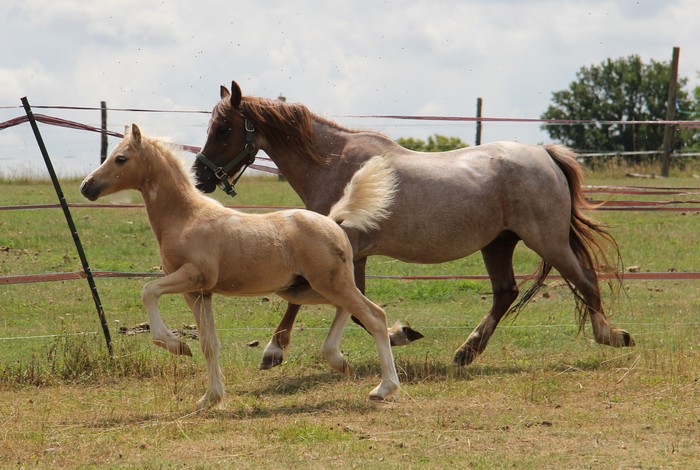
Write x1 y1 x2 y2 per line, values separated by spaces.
215 124 230 135
115 155 127 165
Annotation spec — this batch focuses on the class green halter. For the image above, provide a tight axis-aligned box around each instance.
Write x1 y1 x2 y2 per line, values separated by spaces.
195 118 258 197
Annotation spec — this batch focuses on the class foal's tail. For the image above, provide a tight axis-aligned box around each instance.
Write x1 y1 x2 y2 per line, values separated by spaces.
328 155 398 232
511 145 622 329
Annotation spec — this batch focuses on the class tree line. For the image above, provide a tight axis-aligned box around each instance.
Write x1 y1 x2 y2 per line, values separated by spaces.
398 55 700 163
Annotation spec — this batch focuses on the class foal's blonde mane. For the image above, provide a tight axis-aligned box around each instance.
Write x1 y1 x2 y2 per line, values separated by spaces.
136 131 198 190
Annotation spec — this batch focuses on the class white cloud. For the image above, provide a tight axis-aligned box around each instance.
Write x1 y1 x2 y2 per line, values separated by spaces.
0 0 698 176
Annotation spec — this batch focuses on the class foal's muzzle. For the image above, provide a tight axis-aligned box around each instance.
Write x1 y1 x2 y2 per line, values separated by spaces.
80 177 101 201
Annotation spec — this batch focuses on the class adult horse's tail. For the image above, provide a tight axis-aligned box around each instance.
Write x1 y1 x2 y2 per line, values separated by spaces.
328 155 398 232
510 145 621 330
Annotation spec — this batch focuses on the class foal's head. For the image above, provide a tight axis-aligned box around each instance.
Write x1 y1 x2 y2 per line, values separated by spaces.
80 124 153 201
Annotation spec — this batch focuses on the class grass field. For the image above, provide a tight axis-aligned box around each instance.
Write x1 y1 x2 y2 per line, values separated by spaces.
1 170 699 468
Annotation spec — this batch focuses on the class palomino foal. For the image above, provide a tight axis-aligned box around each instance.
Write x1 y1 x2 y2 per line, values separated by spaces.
80 124 400 410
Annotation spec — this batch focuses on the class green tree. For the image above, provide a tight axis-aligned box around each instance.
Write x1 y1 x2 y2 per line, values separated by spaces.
541 55 698 153
396 134 468 152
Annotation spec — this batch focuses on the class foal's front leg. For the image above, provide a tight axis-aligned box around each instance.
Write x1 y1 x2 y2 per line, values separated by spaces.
184 292 224 411
141 266 206 357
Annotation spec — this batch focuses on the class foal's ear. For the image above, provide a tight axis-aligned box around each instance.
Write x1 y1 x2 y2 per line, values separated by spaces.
230 80 242 109
130 124 142 147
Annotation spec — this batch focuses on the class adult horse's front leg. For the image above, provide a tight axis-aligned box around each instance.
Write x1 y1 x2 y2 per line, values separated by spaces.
260 303 301 370
453 233 520 366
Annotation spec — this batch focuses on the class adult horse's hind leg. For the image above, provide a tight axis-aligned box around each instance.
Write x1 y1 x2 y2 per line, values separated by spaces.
453 232 520 366
525 235 634 348
260 303 301 370
548 251 634 348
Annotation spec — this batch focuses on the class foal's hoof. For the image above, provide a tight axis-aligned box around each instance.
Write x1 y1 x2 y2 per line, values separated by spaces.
259 352 284 370
369 380 400 401
153 339 192 357
452 347 477 367
196 391 223 412
178 342 193 357
388 320 424 347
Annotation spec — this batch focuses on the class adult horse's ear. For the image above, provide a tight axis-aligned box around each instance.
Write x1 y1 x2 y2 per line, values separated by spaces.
230 80 242 109
131 124 142 147
220 85 230 99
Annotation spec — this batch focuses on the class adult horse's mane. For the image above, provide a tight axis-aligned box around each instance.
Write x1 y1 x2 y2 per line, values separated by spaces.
225 95 388 166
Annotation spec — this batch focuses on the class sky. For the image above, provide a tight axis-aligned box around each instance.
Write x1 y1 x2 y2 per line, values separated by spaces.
1 0 698 177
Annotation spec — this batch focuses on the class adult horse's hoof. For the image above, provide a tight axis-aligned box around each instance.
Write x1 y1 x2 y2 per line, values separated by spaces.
452 347 477 367
259 352 284 370
388 320 424 346
612 329 635 347
259 340 284 370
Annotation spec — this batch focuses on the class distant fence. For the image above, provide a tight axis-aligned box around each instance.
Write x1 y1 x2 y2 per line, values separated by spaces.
1 103 699 350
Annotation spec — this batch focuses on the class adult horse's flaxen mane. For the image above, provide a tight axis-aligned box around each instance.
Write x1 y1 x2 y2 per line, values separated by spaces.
80 124 402 410
193 80 634 371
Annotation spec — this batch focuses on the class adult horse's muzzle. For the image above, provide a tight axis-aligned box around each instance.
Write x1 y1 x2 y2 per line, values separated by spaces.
193 164 218 194
192 117 258 197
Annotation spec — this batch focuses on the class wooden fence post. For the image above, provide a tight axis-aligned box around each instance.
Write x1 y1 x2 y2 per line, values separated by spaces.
100 101 108 163
475 97 482 146
661 47 680 177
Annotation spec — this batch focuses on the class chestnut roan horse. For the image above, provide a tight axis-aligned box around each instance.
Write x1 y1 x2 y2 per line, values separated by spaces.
193 81 634 370
81 125 401 409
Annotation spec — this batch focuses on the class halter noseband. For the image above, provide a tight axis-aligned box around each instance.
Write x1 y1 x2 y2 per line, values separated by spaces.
195 118 258 197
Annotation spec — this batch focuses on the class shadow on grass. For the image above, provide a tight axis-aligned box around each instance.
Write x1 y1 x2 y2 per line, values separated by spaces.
245 353 611 397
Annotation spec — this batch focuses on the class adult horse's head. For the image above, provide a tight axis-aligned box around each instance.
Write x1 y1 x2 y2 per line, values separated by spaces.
193 81 259 196
193 80 326 196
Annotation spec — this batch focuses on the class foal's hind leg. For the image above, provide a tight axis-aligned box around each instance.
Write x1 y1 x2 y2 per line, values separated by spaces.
453 233 520 366
309 276 399 399
321 307 352 375
349 257 423 347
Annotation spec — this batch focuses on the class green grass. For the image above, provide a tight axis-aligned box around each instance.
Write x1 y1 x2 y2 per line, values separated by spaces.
1 172 699 467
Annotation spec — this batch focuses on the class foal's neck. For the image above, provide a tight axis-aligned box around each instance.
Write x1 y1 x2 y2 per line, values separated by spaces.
140 149 205 238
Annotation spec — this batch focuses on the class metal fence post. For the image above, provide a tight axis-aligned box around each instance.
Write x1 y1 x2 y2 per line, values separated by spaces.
21 97 113 356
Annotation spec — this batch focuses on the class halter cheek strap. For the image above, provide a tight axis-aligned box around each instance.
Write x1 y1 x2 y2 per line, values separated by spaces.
195 118 258 197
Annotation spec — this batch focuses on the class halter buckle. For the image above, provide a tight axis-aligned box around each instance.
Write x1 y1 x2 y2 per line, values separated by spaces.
214 167 228 181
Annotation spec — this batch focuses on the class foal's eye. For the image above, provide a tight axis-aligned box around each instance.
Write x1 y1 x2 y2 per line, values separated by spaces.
115 155 127 165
